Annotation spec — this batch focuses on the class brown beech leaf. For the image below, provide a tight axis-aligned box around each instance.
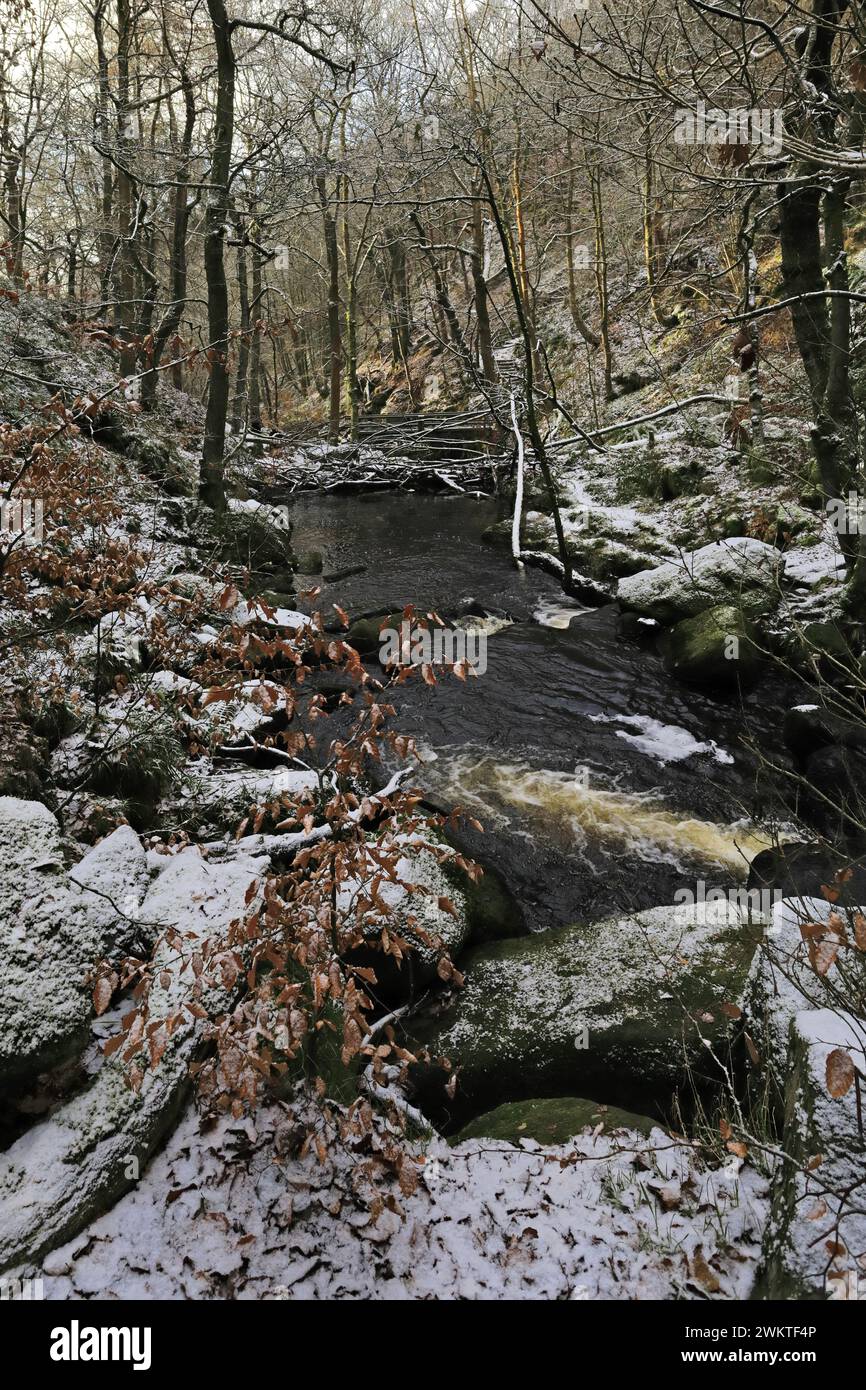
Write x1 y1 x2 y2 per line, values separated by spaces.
690 1248 721 1294
806 1200 828 1222
808 939 839 977
93 976 114 1016
826 1048 855 1099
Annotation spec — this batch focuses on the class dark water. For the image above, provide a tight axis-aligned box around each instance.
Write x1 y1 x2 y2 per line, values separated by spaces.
287 491 794 931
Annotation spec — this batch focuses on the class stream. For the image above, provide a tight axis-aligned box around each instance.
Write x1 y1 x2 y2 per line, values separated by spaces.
286 490 795 932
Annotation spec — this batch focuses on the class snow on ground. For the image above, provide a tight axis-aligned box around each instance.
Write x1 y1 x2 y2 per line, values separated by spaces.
30 1102 769 1301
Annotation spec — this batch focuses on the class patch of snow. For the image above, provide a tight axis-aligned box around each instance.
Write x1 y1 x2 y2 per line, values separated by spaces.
15 1101 768 1301
588 713 734 766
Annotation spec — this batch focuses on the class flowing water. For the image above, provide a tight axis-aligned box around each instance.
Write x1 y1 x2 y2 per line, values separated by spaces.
287 490 793 932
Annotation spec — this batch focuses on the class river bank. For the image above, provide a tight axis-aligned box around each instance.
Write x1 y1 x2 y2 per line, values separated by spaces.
0 287 862 1298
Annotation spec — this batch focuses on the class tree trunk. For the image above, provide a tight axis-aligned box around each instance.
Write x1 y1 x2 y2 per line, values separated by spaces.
141 63 195 409
114 0 137 379
249 243 263 431
317 170 341 443
199 0 235 511
471 188 497 385
231 220 251 433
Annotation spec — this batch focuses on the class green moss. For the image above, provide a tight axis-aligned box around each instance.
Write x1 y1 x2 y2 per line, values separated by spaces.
87 708 184 803
412 906 763 1122
662 604 766 687
453 1095 659 1146
441 854 526 946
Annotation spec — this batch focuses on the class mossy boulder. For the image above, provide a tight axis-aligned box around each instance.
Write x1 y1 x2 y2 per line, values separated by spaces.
52 705 184 812
343 832 476 1005
617 538 783 623
452 1095 658 1146
91 411 194 495
218 502 296 572
0 846 268 1270
659 458 704 500
0 798 95 1093
346 611 405 656
0 714 48 797
295 549 324 575
662 604 766 687
567 535 660 582
782 704 866 758
442 854 526 946
800 621 850 663
126 435 195 496
411 901 763 1129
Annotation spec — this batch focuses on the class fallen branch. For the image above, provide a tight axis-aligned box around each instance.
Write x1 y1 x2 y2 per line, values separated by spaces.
201 767 411 859
509 392 525 570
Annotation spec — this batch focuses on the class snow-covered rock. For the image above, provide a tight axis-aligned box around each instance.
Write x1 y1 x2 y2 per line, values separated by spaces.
749 896 866 1297
169 764 319 833
412 900 763 1124
77 604 151 679
0 845 267 1270
0 798 95 1090
68 825 153 958
617 537 784 623
12 1101 768 1300
341 834 475 1001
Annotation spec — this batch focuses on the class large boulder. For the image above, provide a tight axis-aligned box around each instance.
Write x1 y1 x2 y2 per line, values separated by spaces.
219 499 296 572
0 799 96 1091
782 704 866 758
411 900 763 1128
801 744 866 836
748 897 866 1298
662 604 766 687
748 840 866 909
617 538 783 623
166 764 318 836
0 845 267 1271
453 1095 658 1146
343 834 477 1003
68 825 153 959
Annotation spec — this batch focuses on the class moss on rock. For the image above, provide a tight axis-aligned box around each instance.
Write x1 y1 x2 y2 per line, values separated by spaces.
452 1095 659 1146
662 604 766 687
411 901 762 1127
